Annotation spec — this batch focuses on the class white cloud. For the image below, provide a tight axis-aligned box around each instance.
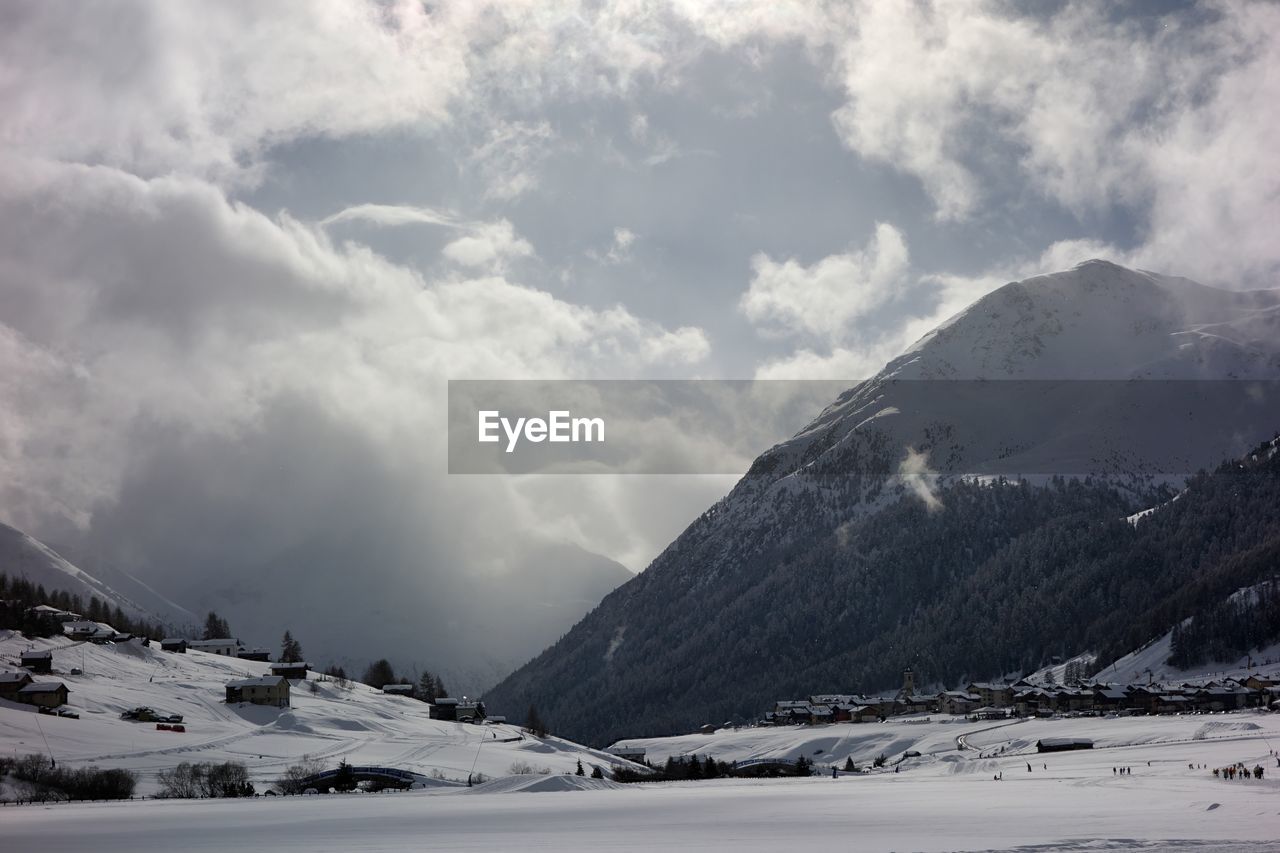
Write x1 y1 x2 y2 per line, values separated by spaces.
740 222 909 342
466 119 556 201
898 446 942 512
442 220 535 271
588 227 638 266
0 157 708 531
0 1 472 183
817 1 1280 284
321 204 464 230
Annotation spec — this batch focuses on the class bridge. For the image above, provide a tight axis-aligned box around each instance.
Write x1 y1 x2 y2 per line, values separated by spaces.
298 765 429 791
731 757 801 774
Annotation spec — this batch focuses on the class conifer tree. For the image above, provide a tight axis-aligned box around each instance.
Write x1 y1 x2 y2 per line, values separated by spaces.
280 631 303 663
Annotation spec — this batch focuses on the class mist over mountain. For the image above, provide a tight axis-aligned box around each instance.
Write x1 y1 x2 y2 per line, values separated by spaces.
4 510 632 695
485 262 1280 744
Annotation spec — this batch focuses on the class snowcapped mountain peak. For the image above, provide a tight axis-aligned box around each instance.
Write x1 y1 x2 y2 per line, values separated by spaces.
887 261 1280 381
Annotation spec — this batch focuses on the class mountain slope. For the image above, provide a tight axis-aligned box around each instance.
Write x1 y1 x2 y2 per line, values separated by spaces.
0 521 190 626
485 262 1280 745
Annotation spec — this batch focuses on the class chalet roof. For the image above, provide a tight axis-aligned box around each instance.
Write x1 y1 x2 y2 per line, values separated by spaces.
190 638 239 645
161 638 186 644
0 671 33 684
434 698 459 705
967 682 1011 691
1198 685 1250 696
1037 737 1093 747
271 661 309 668
19 681 68 695
226 676 287 688
20 650 52 660
938 691 980 701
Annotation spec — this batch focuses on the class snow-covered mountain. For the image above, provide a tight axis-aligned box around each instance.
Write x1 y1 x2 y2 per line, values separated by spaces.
753 259 1280 489
486 261 1280 745
0 521 192 627
691 260 1280 570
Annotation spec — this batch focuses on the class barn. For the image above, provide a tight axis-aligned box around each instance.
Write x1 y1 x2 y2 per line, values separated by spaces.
1036 737 1094 753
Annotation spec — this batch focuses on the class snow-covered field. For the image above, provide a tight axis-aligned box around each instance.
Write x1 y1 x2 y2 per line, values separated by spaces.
4 730 1279 852
5 630 1280 851
613 712 1280 769
0 631 619 795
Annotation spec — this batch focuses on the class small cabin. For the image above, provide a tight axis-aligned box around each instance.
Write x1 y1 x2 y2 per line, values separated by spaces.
225 676 290 707
188 639 241 657
0 670 34 698
429 698 459 720
1036 737 1094 753
20 650 53 674
160 638 187 653
608 746 647 764
237 648 271 662
18 681 70 709
382 684 415 697
270 661 309 680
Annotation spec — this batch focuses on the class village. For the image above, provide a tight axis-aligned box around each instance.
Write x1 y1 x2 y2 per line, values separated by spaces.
759 665 1280 731
0 601 494 725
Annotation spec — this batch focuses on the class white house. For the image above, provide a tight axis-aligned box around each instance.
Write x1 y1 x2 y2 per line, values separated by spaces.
188 638 241 657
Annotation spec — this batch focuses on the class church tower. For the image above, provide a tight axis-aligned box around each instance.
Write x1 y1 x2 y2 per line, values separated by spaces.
898 666 916 698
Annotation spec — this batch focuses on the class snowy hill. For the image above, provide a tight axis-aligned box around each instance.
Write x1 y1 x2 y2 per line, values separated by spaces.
0 630 623 796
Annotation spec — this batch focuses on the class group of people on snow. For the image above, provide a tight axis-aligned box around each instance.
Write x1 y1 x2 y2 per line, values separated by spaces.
1213 763 1264 780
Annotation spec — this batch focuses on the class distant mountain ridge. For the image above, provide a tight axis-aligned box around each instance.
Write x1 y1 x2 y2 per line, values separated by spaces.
485 261 1280 745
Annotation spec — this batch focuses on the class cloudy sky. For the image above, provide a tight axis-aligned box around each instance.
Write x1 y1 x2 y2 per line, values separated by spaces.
1 0 1277 599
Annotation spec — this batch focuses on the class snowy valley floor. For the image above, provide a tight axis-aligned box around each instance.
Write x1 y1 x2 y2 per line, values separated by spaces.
6 722 1280 852
4 632 1280 851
